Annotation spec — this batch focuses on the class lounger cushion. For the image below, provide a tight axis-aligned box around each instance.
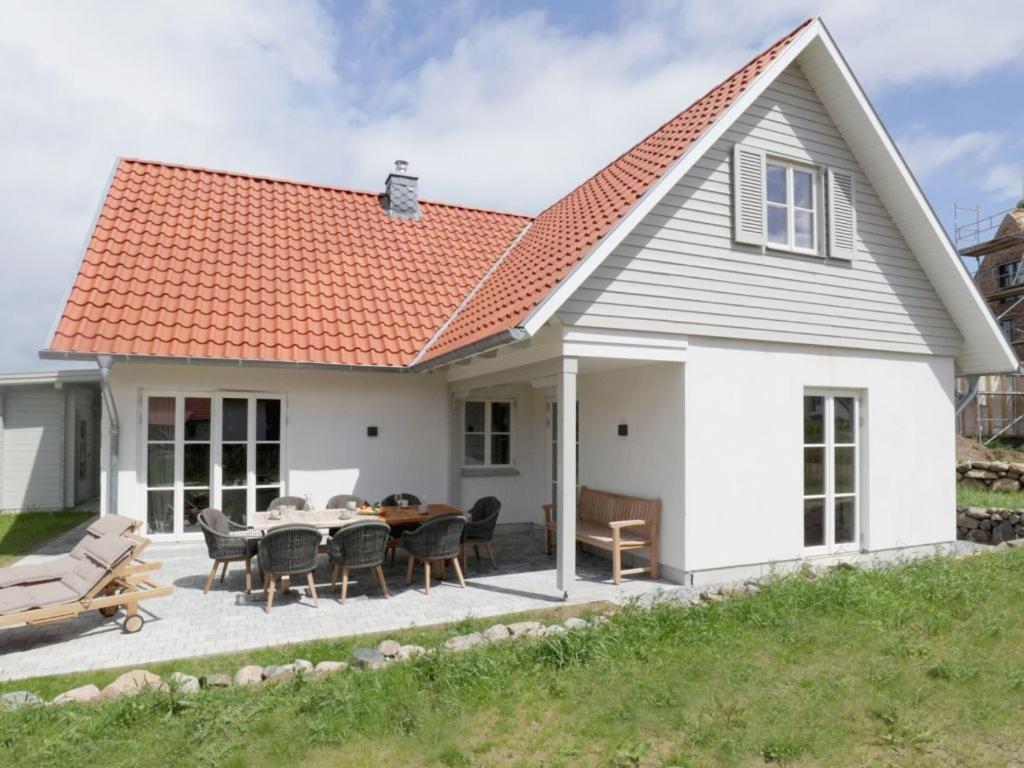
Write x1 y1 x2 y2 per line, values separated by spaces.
87 515 136 537
81 533 134 569
0 581 78 616
60 559 110 598
0 558 77 589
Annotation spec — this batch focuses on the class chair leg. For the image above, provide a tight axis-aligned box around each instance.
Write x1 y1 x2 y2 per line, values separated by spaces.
265 577 276 614
369 567 379 586
340 567 349 604
220 561 229 583
406 556 416 585
244 558 252 593
330 563 339 587
460 543 467 571
423 561 431 595
450 557 466 588
485 543 497 569
377 566 389 599
307 571 319 608
203 560 219 595
474 544 481 563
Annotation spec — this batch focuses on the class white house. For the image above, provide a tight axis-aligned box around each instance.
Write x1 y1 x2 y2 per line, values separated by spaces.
0 370 100 511
40 18 1016 589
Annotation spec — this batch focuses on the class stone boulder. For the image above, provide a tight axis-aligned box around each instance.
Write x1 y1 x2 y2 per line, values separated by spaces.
234 666 264 687
261 664 295 683
49 684 101 706
563 617 589 631
376 640 401 658
200 673 232 689
965 469 998 481
169 672 200 694
992 478 1021 492
992 521 1018 545
313 661 348 678
444 632 484 652
1 691 43 710
101 670 163 700
396 645 427 661
292 659 314 677
353 648 387 670
507 621 542 638
1009 463 1024 476
482 624 511 642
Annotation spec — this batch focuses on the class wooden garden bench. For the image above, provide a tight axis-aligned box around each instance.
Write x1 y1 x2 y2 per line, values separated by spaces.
543 487 661 584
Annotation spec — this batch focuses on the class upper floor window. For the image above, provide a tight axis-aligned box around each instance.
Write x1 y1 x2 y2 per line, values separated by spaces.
464 400 513 467
766 160 817 254
998 261 1023 289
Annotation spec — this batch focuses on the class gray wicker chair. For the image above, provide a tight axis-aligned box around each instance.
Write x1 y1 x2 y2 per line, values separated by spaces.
267 495 312 512
380 492 421 507
400 513 467 595
326 494 366 510
461 496 502 570
198 508 259 594
327 521 390 603
257 524 322 613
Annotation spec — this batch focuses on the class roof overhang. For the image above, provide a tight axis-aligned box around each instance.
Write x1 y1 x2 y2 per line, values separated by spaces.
39 349 413 374
0 369 100 387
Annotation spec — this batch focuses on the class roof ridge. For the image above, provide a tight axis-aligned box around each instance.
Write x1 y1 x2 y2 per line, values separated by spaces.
117 157 534 221
523 18 816 224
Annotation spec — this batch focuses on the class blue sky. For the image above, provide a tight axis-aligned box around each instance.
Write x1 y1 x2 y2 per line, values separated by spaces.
0 0 1022 371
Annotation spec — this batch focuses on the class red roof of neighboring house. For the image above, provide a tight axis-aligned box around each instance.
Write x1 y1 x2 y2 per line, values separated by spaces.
47 160 530 366
47 19 810 368
418 18 812 361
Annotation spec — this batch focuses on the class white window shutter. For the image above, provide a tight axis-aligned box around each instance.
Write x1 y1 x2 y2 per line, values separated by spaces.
732 143 766 246
827 168 856 260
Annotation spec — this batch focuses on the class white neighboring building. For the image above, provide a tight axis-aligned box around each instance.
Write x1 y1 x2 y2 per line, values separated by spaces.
0 370 100 511
40 18 1016 586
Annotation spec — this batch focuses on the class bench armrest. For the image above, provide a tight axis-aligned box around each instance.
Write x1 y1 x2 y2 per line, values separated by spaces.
607 519 646 530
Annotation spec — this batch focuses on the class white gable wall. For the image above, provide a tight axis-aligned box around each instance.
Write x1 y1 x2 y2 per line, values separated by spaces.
1 385 67 510
558 62 962 358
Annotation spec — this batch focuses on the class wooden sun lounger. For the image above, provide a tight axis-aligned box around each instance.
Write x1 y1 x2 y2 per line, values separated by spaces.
0 530 171 634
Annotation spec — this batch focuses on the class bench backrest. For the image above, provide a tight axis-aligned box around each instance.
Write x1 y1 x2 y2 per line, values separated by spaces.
578 487 661 533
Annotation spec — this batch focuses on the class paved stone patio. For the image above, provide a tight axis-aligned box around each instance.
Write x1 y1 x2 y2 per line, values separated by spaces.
0 524 675 681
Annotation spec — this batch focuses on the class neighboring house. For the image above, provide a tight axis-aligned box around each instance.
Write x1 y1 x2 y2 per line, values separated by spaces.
971 205 1024 350
0 370 100 511
40 18 1015 587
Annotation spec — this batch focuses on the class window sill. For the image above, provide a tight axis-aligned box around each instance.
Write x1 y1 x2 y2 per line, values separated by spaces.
766 243 821 258
461 466 520 478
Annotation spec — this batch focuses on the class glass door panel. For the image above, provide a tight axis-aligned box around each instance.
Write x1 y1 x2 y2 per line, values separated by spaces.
181 397 211 533
221 398 249 526
254 398 281 511
145 396 175 534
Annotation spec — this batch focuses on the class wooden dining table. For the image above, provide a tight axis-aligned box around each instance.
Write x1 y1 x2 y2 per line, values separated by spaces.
251 503 465 533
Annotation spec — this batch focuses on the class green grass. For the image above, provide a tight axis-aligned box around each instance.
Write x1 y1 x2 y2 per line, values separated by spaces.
0 509 92 566
956 483 1024 509
3 550 1024 767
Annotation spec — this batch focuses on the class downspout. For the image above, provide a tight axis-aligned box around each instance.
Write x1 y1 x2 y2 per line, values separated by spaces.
955 375 979 418
97 356 119 515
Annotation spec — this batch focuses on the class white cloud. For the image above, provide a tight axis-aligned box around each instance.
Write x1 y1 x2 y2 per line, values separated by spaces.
1 0 1022 370
898 129 1003 180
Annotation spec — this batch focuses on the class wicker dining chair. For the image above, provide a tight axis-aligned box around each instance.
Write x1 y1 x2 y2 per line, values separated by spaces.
257 524 322 613
461 496 502 570
326 494 366 510
267 495 312 512
327 520 390 603
380 492 422 507
198 508 259 594
400 513 467 595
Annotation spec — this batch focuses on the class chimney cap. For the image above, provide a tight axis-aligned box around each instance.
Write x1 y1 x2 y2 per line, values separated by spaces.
394 159 410 174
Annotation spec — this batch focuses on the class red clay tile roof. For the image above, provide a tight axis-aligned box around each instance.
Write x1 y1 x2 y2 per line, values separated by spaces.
47 160 530 366
418 18 813 362
48 19 810 368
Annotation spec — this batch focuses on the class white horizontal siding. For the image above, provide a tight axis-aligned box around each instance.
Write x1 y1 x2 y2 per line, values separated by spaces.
1 386 66 510
559 62 962 357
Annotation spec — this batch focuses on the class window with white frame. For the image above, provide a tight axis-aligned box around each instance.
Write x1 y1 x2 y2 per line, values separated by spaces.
802 393 859 552
463 400 513 467
143 393 282 535
766 160 817 253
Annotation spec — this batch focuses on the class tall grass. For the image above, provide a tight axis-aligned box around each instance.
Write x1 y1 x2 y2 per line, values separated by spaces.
2 550 1023 767
957 483 1024 509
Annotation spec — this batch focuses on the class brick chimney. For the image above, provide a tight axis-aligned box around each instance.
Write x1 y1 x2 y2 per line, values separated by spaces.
382 160 421 220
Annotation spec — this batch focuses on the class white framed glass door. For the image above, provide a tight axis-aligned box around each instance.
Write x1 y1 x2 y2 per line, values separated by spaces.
802 392 860 554
143 392 283 537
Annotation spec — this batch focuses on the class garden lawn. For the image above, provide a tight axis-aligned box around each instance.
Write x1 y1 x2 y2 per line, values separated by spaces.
956 483 1024 509
0 510 92 566
2 549 1024 767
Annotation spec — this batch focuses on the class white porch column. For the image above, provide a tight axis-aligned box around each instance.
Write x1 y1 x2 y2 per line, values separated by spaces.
556 356 578 597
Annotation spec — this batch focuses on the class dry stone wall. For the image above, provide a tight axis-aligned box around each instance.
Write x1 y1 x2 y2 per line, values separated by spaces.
956 460 1024 544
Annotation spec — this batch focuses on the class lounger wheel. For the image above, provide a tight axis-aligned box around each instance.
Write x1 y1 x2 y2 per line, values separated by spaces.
124 614 144 634
99 605 119 617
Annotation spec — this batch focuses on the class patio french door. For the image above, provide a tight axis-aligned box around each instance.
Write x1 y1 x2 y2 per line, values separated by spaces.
143 392 284 537
802 392 860 554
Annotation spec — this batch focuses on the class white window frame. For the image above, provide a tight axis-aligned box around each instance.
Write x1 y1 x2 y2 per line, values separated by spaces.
802 390 860 556
766 158 819 256
462 399 515 468
141 391 286 539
